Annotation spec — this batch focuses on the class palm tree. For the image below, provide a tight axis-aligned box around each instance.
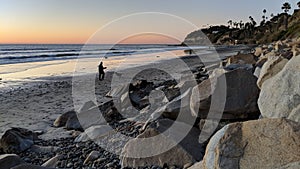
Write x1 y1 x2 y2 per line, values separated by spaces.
263 9 267 20
281 2 291 30
282 2 291 13
228 20 233 28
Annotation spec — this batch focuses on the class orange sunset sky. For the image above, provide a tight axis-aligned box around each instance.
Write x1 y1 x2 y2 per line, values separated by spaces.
0 0 296 44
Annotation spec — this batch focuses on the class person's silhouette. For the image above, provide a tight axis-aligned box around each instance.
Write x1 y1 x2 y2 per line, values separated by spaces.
98 62 107 80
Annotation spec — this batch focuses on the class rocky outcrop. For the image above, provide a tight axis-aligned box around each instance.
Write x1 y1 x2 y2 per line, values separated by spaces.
0 154 24 169
201 118 300 169
191 68 260 120
258 55 300 122
257 56 288 88
0 128 38 153
121 119 204 168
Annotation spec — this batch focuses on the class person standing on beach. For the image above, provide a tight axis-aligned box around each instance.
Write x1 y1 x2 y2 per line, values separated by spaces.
98 62 107 80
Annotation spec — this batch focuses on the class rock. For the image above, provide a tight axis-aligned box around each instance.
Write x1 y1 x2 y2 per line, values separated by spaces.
292 45 300 57
280 50 293 60
83 151 100 164
253 67 261 78
201 118 300 169
65 114 83 131
29 145 58 153
258 55 300 123
158 89 196 124
53 110 83 131
257 56 288 89
0 128 38 153
226 53 257 65
121 119 204 168
106 80 155 110
191 68 260 120
42 155 62 167
254 47 264 57
0 154 24 169
53 110 76 127
74 125 113 142
106 84 129 98
275 161 300 169
224 64 253 71
188 161 203 169
11 164 55 169
255 57 268 67
77 100 121 129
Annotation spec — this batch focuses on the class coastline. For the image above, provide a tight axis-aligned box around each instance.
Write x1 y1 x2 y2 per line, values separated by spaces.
0 46 244 139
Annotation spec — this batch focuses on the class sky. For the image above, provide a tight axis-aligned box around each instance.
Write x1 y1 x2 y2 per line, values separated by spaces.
0 0 299 44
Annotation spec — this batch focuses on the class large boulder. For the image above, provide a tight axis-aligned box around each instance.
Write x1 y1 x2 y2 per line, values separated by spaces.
0 128 38 153
121 119 204 168
258 55 300 122
0 154 24 169
257 56 288 89
201 118 300 169
191 68 260 120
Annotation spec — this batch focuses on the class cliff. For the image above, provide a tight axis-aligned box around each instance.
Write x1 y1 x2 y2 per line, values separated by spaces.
183 10 300 45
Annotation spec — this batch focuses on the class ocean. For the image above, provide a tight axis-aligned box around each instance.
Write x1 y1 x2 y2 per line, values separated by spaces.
0 44 207 65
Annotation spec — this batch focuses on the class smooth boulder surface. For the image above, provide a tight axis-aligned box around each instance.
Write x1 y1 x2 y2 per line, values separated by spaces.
201 118 300 169
0 154 24 169
121 119 204 168
191 68 260 120
257 56 288 89
258 55 300 122
0 128 38 153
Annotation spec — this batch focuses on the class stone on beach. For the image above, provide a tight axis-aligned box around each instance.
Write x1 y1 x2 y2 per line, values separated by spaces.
0 154 24 169
0 128 38 153
201 118 300 169
121 119 204 168
41 155 63 167
258 55 300 123
53 110 83 131
83 150 101 165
